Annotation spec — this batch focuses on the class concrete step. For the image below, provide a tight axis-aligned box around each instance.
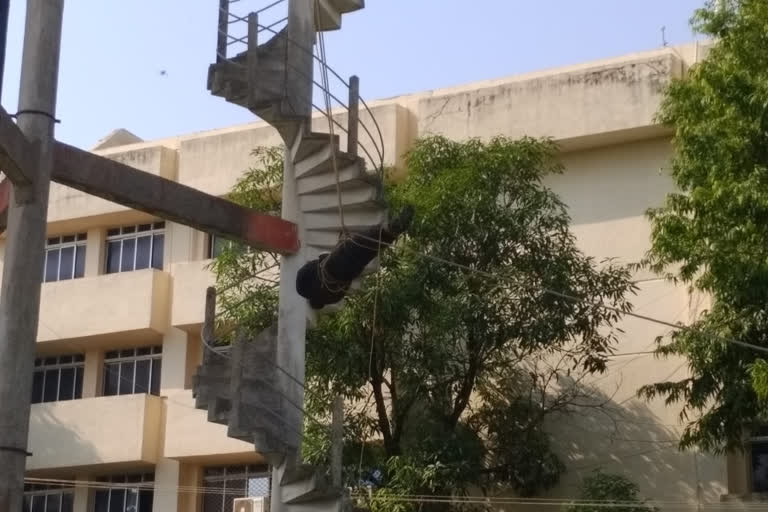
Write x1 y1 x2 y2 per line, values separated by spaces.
283 497 343 512
208 396 232 426
294 143 359 179
193 360 232 410
253 427 295 464
279 463 341 505
281 464 319 486
296 164 376 195
295 133 340 162
299 184 382 213
302 231 387 254
304 231 343 251
304 208 386 231
315 0 342 31
327 0 365 14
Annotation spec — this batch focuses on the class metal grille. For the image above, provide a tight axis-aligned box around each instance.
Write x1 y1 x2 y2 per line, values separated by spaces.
93 473 154 512
23 484 74 512
203 465 271 512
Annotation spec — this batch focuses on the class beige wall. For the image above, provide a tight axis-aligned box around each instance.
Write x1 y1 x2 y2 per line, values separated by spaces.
46 145 177 233
21 40 738 506
170 259 216 331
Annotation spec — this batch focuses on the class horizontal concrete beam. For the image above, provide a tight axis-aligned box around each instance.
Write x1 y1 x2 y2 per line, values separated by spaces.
51 142 299 254
0 106 36 186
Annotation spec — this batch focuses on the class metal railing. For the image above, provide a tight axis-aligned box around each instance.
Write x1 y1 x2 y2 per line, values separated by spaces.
214 0 385 176
217 0 288 62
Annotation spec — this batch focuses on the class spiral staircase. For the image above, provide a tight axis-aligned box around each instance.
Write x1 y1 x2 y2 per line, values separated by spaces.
195 1 384 510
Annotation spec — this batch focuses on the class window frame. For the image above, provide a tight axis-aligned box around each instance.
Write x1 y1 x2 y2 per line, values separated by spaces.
31 354 85 404
105 222 165 274
44 233 87 283
23 483 74 512
93 473 154 512
202 464 271 512
208 233 238 259
751 433 768 493
103 346 162 397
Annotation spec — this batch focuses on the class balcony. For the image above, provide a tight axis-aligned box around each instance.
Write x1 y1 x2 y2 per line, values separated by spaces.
170 260 215 331
27 394 163 472
37 269 170 349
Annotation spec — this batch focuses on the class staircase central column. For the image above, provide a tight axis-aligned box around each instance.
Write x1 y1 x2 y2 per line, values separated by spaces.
272 140 311 512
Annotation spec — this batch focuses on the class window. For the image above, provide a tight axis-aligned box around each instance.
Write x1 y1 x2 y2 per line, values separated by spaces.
103 347 162 397
105 222 165 274
23 483 74 512
93 473 153 512
202 465 270 512
44 233 86 282
752 427 768 492
31 355 84 404
208 234 228 259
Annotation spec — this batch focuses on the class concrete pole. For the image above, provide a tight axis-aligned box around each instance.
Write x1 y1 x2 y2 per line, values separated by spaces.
271 145 310 512
0 0 10 103
271 2 316 512
0 0 64 509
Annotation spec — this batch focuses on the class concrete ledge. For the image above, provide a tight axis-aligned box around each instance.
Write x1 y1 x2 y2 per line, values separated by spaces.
414 51 682 150
27 394 163 472
170 259 215 331
37 269 170 348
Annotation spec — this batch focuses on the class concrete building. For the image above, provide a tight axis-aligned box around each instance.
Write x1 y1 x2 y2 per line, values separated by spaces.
3 40 762 511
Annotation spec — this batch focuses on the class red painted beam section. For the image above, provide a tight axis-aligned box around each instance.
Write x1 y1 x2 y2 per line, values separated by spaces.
52 142 299 254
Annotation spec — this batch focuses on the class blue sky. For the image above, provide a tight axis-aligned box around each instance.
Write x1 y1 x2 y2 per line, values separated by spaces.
1 1 705 149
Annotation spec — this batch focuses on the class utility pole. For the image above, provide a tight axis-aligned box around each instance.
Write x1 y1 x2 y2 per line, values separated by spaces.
0 0 10 103
0 0 64 509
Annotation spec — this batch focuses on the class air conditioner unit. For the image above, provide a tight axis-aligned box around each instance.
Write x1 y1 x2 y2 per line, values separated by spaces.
233 497 269 512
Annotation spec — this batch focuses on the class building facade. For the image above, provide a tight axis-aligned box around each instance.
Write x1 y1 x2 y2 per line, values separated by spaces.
2 41 762 511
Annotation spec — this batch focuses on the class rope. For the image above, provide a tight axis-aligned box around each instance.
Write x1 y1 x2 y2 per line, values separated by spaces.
313 1 347 238
357 226 384 482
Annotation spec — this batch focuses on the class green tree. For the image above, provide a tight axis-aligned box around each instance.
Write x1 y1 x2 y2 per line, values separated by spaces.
565 471 656 512
638 0 768 452
213 136 636 507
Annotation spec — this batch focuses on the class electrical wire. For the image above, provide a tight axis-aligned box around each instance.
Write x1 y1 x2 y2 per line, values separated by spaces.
22 476 749 510
349 232 768 357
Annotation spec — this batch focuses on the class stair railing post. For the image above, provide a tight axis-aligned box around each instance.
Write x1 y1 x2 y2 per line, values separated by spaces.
217 0 229 62
247 12 259 108
347 75 359 157
331 395 344 487
203 286 217 362
247 12 259 105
